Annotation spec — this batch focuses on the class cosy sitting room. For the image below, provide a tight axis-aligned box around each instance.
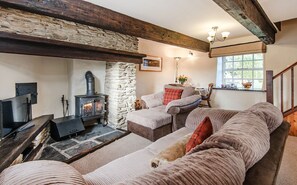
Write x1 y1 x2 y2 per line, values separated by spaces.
0 0 297 184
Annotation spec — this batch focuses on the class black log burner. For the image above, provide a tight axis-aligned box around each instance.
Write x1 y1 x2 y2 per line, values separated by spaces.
75 71 108 124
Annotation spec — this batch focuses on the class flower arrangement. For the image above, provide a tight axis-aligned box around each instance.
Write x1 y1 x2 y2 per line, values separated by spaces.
242 82 252 89
178 75 188 85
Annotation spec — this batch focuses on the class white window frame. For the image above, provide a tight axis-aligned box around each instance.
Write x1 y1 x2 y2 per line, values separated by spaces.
216 53 264 90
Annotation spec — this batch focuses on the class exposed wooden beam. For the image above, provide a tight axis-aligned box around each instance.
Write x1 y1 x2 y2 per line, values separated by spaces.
274 22 282 31
212 0 277 44
0 0 209 52
0 32 146 63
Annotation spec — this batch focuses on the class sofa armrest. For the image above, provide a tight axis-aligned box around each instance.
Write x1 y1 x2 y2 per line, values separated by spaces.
141 92 163 109
243 121 290 185
165 95 201 114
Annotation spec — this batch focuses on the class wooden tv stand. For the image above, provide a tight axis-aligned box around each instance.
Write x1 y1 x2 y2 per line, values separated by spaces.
0 114 53 173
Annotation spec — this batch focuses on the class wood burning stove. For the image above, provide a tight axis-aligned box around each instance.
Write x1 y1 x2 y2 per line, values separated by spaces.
75 71 108 123
75 94 107 122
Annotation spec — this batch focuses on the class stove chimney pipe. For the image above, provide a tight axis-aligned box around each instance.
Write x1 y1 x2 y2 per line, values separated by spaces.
85 71 95 95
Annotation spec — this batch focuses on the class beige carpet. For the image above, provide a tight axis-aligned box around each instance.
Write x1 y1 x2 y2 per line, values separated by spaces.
276 135 297 185
71 133 297 183
70 133 152 175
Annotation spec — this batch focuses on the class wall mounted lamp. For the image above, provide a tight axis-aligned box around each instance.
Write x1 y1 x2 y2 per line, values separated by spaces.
174 57 181 83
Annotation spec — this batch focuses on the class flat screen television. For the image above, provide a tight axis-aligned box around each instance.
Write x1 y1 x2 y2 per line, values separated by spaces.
0 94 32 139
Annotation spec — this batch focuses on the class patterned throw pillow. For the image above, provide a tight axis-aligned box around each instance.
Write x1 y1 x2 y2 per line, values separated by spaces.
163 88 183 105
186 116 213 153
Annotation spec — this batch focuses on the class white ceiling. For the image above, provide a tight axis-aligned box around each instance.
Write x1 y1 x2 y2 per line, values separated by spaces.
258 0 297 22
85 0 297 42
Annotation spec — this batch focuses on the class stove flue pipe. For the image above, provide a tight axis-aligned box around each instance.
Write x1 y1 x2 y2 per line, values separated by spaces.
85 71 95 95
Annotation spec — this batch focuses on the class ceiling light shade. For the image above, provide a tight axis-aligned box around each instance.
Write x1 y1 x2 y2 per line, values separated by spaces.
206 26 230 44
208 30 216 37
207 36 214 42
221 32 230 39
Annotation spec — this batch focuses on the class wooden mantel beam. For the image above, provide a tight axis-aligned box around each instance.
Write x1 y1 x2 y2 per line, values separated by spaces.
0 0 209 52
212 0 277 44
0 32 146 63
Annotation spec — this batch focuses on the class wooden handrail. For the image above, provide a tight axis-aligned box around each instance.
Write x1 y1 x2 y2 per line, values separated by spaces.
266 61 296 116
273 61 297 79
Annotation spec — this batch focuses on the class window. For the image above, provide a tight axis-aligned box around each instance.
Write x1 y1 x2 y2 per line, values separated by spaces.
216 53 264 90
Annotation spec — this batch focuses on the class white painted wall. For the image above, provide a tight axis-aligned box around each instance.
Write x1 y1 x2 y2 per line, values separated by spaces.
137 38 215 98
266 19 297 110
137 19 297 111
0 53 70 118
68 59 106 115
0 54 107 118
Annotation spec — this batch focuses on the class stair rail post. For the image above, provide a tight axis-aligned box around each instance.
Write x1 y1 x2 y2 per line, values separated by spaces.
266 70 274 104
292 67 295 111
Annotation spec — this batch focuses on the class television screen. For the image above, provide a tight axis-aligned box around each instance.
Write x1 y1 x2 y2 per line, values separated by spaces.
0 94 32 138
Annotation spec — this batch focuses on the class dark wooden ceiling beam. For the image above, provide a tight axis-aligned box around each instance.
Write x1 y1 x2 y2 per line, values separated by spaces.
0 32 146 63
212 0 277 44
0 0 209 52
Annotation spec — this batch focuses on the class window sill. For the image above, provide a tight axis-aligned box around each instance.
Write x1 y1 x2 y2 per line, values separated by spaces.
213 87 266 92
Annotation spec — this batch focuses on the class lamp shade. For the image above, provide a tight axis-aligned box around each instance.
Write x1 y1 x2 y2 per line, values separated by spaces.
221 32 230 39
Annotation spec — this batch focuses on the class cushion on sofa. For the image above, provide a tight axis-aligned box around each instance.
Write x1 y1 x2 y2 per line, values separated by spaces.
186 116 213 153
0 160 86 185
146 127 192 155
117 148 245 185
247 102 283 133
141 92 164 109
181 86 195 98
126 107 172 129
191 110 270 170
84 149 154 185
185 108 239 132
163 88 183 105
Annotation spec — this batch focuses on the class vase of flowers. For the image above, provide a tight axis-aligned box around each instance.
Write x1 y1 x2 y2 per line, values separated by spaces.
178 75 188 85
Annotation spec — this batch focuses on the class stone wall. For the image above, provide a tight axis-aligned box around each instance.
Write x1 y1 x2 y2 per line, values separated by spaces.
105 62 136 128
0 7 138 52
0 7 138 128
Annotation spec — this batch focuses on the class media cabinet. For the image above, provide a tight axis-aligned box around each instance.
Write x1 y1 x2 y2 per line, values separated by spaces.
0 114 53 173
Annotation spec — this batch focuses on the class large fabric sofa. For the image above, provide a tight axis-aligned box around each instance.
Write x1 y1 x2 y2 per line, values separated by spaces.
0 102 290 185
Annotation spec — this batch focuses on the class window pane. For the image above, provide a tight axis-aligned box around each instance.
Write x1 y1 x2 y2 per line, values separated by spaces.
234 62 242 69
243 71 253 79
254 54 263 60
224 56 233 62
234 55 242 61
254 80 263 89
233 80 242 88
233 71 242 78
254 60 263 68
224 71 233 79
243 61 253 69
254 70 263 79
224 79 233 84
243 54 253 61
224 62 233 69
219 53 264 90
